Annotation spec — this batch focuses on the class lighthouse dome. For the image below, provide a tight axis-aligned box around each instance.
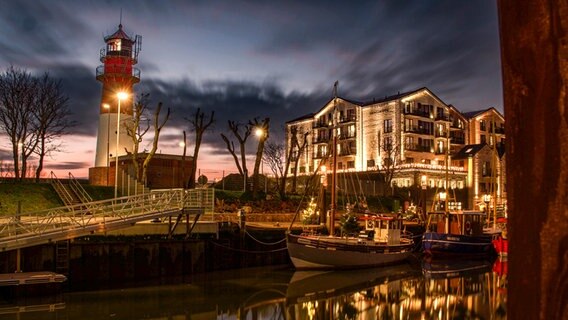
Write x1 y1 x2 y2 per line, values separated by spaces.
104 24 133 42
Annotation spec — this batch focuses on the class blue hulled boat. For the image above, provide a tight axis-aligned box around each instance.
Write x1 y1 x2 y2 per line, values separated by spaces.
422 210 496 257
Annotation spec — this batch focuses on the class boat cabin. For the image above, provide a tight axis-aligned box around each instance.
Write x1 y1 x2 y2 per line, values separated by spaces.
362 215 404 245
426 210 486 236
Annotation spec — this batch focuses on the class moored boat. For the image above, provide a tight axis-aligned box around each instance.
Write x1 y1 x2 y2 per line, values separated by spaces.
422 210 495 257
287 215 415 270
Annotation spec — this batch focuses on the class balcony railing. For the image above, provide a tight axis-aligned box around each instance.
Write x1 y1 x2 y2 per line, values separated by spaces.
312 121 329 129
312 136 330 144
338 149 356 156
450 121 464 129
451 136 465 144
405 143 432 152
339 115 356 123
313 152 328 159
404 109 431 118
435 114 450 121
96 65 141 81
435 148 447 155
338 133 356 140
405 126 433 135
435 131 448 138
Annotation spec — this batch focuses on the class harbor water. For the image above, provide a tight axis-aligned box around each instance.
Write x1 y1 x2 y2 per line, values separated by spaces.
0 257 507 319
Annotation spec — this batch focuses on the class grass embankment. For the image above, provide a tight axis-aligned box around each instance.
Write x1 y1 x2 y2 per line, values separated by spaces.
0 182 114 215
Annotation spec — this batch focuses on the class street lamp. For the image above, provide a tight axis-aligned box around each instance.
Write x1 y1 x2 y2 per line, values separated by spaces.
255 127 266 193
114 91 129 198
103 103 111 185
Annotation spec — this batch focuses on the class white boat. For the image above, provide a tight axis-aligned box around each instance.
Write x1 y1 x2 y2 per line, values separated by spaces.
286 82 415 270
287 215 415 269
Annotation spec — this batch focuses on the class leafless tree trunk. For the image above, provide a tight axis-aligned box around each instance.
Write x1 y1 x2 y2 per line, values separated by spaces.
32 73 74 182
124 93 151 182
263 141 285 198
250 117 269 198
379 131 401 196
142 103 170 185
220 120 252 187
186 108 215 189
290 129 309 193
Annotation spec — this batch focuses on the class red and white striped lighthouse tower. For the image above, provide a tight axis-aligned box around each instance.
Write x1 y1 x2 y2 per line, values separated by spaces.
92 23 141 185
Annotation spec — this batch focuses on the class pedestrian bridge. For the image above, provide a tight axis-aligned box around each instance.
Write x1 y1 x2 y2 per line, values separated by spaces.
0 188 215 252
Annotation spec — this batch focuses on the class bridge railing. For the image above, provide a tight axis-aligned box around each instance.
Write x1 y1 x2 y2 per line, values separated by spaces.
0 188 216 251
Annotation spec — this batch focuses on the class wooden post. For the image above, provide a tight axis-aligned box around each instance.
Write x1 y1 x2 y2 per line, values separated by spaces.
498 0 568 318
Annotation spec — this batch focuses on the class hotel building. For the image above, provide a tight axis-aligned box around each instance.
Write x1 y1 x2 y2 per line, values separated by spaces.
285 87 505 210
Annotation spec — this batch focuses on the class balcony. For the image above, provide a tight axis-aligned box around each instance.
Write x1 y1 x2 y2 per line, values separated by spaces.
312 136 330 144
339 115 356 124
338 148 356 156
435 148 447 155
404 109 431 118
435 131 448 138
450 136 466 144
450 121 464 129
435 114 450 121
492 127 506 134
312 121 329 129
405 143 432 153
96 65 141 83
404 126 433 135
338 133 356 140
313 152 328 159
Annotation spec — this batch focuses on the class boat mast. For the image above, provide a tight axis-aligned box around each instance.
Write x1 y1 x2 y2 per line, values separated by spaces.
330 81 338 236
445 120 450 233
490 115 497 229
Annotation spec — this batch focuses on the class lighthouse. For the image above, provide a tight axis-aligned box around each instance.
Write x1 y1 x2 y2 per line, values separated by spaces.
91 23 141 185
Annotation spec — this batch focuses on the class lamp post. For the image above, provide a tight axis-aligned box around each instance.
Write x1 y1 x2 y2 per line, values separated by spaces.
255 127 266 194
103 103 111 185
114 92 128 199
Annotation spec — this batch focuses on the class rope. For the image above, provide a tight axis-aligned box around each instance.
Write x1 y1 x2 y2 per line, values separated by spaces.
244 229 286 245
209 240 288 253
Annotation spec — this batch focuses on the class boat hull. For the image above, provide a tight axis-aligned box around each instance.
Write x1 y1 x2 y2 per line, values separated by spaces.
422 232 495 257
286 233 414 270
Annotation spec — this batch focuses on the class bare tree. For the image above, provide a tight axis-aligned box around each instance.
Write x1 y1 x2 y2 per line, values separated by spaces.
124 93 151 182
378 131 401 196
124 95 170 186
185 108 215 189
263 141 285 198
290 128 310 193
0 67 39 181
32 73 74 182
220 120 252 185
141 103 170 185
250 117 269 198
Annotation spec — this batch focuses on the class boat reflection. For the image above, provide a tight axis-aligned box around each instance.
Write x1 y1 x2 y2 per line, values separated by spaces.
0 261 507 319
285 258 507 319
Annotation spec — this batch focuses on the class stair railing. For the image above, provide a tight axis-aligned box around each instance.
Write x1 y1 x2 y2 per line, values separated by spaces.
68 172 93 203
49 171 75 207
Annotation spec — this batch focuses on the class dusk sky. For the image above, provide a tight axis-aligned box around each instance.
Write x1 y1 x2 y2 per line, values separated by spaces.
0 0 503 180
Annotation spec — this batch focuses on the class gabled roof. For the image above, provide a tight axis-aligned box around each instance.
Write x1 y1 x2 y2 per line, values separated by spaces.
453 144 488 160
105 24 133 42
463 107 504 120
286 113 315 124
361 87 430 106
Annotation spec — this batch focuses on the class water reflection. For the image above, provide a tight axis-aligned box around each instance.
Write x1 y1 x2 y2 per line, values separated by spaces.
0 258 507 319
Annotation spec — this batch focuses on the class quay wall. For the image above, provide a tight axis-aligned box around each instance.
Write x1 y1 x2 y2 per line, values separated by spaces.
0 226 290 288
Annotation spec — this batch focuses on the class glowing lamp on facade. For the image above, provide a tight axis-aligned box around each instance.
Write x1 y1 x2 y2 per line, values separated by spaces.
439 192 447 201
